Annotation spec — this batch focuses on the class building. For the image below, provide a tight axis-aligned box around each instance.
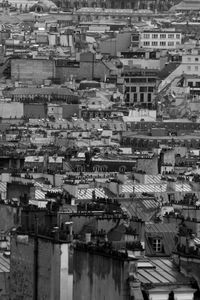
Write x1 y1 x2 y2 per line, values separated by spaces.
99 31 132 56
170 0 200 12
120 49 168 70
158 47 200 94
140 29 182 50
122 67 158 108
0 245 10 300
10 232 73 300
11 59 55 85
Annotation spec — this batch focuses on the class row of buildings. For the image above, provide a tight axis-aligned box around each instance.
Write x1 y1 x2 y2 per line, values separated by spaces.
0 0 200 300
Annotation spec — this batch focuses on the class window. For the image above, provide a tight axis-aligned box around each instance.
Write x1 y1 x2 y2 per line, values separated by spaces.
196 82 200 87
176 34 180 39
160 34 166 39
131 78 146 83
119 165 126 173
168 41 174 46
140 93 144 102
195 66 199 71
148 78 156 83
160 41 166 46
195 57 199 61
134 93 137 102
143 41 150 46
148 93 152 102
140 86 147 92
187 66 191 71
152 41 158 46
188 81 193 87
126 93 130 101
168 34 174 39
187 57 191 62
125 86 130 92
152 239 162 252
152 34 158 39
125 78 130 83
131 86 136 92
148 87 154 92
143 33 150 39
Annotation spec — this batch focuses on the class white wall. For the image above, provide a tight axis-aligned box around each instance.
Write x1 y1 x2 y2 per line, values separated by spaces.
60 244 73 300
0 102 23 118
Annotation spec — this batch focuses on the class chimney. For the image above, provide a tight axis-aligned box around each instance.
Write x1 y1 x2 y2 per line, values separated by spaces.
52 226 59 241
65 221 73 241
85 233 91 243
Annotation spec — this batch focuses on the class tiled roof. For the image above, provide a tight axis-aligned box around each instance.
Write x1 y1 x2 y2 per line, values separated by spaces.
0 182 7 193
145 175 162 185
35 189 46 200
175 183 191 192
0 253 9 273
122 184 168 194
77 188 108 200
121 182 192 195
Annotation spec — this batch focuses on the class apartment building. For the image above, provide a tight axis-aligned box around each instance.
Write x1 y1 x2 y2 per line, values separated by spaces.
140 30 182 49
182 48 200 75
120 49 168 70
122 67 158 108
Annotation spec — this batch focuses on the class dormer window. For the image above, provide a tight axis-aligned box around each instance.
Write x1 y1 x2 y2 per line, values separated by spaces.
152 238 162 252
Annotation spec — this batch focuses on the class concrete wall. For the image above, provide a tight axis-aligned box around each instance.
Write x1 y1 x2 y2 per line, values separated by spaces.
7 182 32 202
60 243 73 300
73 249 130 300
56 66 80 82
37 238 61 300
11 59 55 84
136 156 158 175
56 53 112 82
24 103 46 119
99 32 131 56
0 102 23 118
0 272 9 300
163 150 175 166
10 235 34 300
0 204 20 232
62 104 79 119
10 235 72 300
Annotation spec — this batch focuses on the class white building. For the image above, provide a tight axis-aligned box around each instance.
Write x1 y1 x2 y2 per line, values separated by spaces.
140 29 182 49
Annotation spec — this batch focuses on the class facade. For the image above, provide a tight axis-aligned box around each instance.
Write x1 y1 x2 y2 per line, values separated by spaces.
140 30 182 49
122 67 158 108
11 59 55 85
120 49 168 70
10 233 73 300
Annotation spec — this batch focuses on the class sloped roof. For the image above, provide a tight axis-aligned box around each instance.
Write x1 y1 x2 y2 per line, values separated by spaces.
158 63 180 80
11 87 74 96
121 198 158 222
77 187 108 200
171 0 200 11
145 223 178 256
0 253 10 273
137 257 190 285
